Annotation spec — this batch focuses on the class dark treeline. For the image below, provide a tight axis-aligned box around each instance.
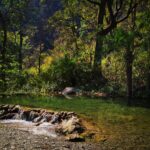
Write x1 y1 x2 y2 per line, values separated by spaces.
0 0 150 105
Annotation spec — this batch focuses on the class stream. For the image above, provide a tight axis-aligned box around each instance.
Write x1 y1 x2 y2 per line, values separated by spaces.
0 104 85 143
0 119 58 138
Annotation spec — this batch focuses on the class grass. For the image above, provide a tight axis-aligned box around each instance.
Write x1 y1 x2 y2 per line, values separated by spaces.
0 95 150 141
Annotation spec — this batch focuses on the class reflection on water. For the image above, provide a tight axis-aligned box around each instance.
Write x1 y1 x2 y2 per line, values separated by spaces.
0 120 57 138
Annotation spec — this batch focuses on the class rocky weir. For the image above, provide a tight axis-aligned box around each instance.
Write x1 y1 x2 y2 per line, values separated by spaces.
0 105 85 142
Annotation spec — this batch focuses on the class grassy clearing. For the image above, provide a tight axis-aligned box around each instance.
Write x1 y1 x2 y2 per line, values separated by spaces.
0 96 150 141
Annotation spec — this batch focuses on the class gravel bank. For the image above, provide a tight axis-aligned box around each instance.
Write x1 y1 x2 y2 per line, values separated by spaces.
0 125 101 150
0 124 150 150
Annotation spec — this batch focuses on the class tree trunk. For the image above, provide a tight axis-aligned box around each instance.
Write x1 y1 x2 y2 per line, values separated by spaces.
1 25 7 92
93 34 103 77
92 0 106 79
38 43 42 75
126 48 133 106
126 5 136 106
147 72 150 97
19 32 23 72
147 50 150 97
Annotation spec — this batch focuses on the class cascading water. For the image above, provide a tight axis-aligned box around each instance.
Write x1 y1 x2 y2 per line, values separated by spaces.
0 120 58 138
0 105 85 140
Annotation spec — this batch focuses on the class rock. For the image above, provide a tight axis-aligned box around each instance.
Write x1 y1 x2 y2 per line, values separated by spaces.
21 110 31 121
0 105 9 111
0 105 20 118
51 115 60 124
56 116 85 135
60 112 67 120
65 134 85 142
62 87 80 99
66 112 76 119
45 114 52 122
33 116 43 123
29 111 39 121
62 87 77 95
40 118 47 123
0 113 16 119
10 105 21 113
0 110 5 115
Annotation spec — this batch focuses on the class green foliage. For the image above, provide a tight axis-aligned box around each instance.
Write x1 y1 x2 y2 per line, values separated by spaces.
102 51 126 96
41 55 93 90
42 55 76 89
0 0 150 98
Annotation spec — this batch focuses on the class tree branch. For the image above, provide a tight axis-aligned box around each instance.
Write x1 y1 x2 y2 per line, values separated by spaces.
99 0 138 35
0 11 5 26
86 0 100 6
99 22 116 35
107 0 115 22
117 0 138 23
114 0 123 17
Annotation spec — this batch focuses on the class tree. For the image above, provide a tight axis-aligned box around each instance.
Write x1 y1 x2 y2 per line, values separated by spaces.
125 6 137 105
139 0 150 97
86 0 138 80
0 1 10 91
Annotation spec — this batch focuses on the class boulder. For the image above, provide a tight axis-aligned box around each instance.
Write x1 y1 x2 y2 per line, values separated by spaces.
51 114 60 124
62 87 80 99
56 116 85 135
28 111 39 121
45 114 52 122
0 110 5 116
62 87 76 95
33 116 43 123
21 110 31 121
10 105 21 113
0 105 9 111
0 105 21 118
0 113 16 119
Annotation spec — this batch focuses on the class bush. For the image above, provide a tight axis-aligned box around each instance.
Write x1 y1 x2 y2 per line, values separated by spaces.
41 55 93 90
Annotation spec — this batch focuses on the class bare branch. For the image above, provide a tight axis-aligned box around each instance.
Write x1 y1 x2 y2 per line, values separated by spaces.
0 11 4 25
98 0 117 36
117 0 138 23
99 0 138 35
116 0 123 11
107 0 115 22
99 22 116 35
86 0 100 6
115 0 123 17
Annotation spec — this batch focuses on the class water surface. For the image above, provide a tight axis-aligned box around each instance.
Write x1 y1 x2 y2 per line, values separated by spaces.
0 120 57 138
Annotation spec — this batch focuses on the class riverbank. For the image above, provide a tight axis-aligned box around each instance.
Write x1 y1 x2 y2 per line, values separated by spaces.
0 124 150 150
0 96 150 149
0 125 100 150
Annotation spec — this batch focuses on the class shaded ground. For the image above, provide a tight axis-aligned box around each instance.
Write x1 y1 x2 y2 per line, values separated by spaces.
0 125 100 150
0 124 150 150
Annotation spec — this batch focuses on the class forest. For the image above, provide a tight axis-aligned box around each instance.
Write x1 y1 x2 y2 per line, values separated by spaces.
0 0 150 149
0 0 150 103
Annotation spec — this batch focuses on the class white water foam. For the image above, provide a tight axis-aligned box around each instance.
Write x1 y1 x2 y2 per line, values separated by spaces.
0 120 57 138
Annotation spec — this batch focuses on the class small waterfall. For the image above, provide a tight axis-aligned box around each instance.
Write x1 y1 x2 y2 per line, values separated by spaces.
0 105 85 140
0 119 57 137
